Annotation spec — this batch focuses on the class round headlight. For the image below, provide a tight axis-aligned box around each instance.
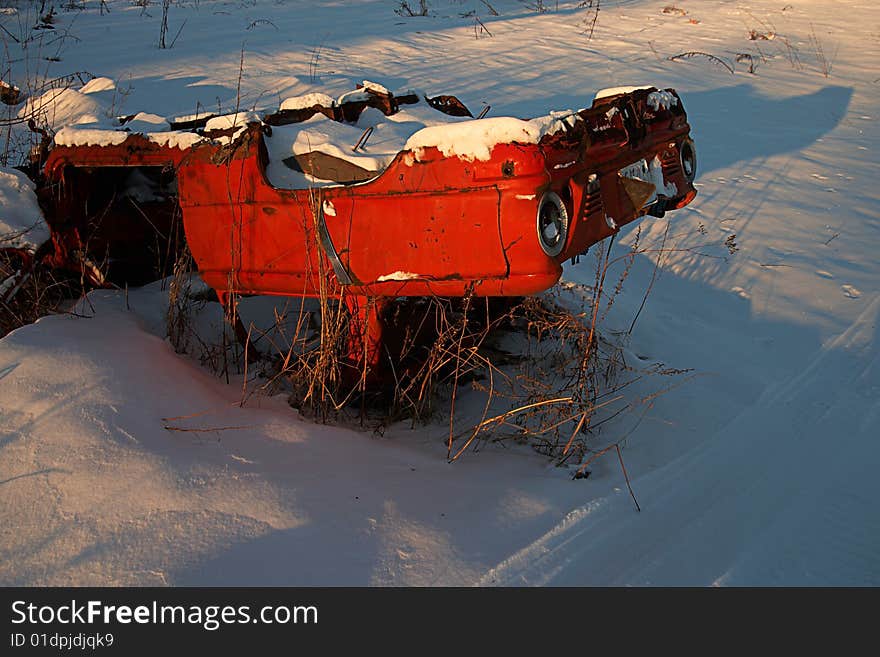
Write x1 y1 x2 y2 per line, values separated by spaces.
680 138 697 183
537 192 569 257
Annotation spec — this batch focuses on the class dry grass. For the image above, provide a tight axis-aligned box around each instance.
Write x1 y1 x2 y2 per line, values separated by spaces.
669 51 735 74
149 192 748 493
202 222 706 486
0 247 79 338
580 0 601 40
808 22 834 77
394 1 429 18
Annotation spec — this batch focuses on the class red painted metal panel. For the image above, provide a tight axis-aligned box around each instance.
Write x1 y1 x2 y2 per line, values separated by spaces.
37 87 697 305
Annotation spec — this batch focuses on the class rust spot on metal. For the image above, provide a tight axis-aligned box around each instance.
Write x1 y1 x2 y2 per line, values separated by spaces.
426 94 473 117
31 83 697 379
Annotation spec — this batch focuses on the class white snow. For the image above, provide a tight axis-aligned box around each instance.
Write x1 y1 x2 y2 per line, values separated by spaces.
171 110 215 124
79 76 117 94
651 159 678 198
404 111 579 162
393 87 423 99
280 93 335 111
55 117 203 150
595 85 654 100
647 90 679 111
122 112 167 129
376 271 420 282
0 167 50 251
264 114 381 187
264 103 576 186
204 111 260 132
18 77 203 151
336 89 371 105
841 284 861 299
202 111 261 144
20 85 113 129
334 80 392 106
264 102 471 187
361 80 390 95
2 0 879 587
53 126 130 148
146 131 205 151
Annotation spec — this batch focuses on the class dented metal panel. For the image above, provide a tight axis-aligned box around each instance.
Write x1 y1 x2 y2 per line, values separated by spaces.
32 83 698 369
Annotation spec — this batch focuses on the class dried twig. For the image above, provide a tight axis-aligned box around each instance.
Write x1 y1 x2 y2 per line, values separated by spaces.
479 0 499 16
616 445 640 512
582 0 601 40
164 424 254 433
629 222 669 335
669 51 735 74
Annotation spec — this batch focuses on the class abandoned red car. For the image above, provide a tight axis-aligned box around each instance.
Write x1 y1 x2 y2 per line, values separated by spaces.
12 81 697 370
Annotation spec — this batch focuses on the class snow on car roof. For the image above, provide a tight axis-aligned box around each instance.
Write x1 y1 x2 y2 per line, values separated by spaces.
263 101 474 188
403 110 580 162
594 85 654 100
263 103 580 186
279 93 336 111
54 126 130 147
41 76 583 187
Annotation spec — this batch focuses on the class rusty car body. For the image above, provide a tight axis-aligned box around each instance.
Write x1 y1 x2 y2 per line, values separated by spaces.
17 82 697 370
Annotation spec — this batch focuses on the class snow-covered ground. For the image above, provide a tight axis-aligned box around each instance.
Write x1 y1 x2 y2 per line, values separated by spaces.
1 0 878 585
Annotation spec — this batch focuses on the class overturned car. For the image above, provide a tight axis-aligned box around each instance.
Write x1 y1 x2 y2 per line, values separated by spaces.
7 80 697 370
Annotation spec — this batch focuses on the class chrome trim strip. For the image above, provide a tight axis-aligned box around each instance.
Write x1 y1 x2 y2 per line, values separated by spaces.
316 206 356 286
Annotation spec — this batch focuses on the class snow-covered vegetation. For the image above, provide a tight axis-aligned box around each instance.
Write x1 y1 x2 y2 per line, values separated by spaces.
1 1 877 585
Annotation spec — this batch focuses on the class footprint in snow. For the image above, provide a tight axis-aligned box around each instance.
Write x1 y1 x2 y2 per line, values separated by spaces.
841 284 861 299
731 286 750 300
816 270 834 279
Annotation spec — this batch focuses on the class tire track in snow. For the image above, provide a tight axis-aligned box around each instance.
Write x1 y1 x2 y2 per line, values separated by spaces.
479 295 880 586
